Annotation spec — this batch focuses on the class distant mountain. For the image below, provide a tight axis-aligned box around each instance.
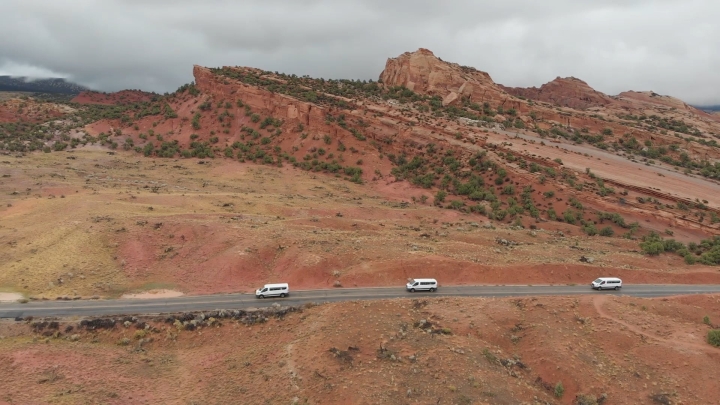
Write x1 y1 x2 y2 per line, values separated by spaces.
0 76 89 95
694 105 720 112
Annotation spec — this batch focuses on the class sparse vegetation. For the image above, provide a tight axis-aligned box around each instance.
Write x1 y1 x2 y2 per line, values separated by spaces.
708 329 720 347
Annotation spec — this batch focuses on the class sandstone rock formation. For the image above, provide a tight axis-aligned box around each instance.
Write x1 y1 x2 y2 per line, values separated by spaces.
379 48 507 106
500 77 615 110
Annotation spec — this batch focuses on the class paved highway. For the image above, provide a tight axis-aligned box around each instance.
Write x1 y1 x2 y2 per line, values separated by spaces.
2 284 720 319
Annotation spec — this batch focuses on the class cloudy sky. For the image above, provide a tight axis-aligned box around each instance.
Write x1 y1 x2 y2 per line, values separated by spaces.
1 0 718 105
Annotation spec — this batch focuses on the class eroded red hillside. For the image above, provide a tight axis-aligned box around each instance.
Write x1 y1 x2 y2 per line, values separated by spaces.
71 90 156 105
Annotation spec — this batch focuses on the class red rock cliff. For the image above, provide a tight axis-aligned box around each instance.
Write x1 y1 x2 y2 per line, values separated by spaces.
192 65 329 128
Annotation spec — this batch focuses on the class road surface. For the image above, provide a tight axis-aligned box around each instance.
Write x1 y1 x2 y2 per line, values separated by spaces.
2 284 720 319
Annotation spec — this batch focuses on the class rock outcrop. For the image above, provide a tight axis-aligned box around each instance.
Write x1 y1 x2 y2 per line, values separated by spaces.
193 65 327 129
379 48 507 106
500 77 614 110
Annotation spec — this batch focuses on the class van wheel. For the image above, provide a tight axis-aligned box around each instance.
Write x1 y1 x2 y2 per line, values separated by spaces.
410 288 415 292
259 295 265 299
280 293 286 298
430 288 436 292
614 286 619 291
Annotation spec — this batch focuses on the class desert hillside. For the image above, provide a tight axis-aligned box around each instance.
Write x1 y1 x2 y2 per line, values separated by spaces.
1 48 720 302
2 151 720 301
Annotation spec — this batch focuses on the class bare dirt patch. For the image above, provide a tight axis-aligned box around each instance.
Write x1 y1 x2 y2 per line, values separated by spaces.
120 289 184 300
0 292 23 302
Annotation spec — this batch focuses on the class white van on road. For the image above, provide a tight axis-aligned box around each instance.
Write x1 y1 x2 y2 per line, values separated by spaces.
591 277 622 290
256 283 289 298
406 278 438 292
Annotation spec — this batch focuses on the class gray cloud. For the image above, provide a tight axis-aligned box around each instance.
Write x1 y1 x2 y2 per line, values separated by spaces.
1 0 719 104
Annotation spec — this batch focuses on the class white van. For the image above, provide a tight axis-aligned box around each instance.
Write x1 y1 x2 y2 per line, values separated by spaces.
255 283 289 298
591 277 622 290
406 278 438 292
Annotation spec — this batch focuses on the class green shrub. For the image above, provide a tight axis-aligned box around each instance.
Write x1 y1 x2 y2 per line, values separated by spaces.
662 239 685 252
599 226 614 237
554 382 564 398
543 190 555 199
703 316 711 325
492 210 507 220
582 223 598 236
699 251 720 265
563 210 577 225
470 204 486 215
569 197 583 210
685 253 697 264
641 241 665 256
708 329 720 347
547 207 557 221
450 200 464 210
435 190 447 204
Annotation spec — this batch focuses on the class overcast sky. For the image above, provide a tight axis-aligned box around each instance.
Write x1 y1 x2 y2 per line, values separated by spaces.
1 0 719 105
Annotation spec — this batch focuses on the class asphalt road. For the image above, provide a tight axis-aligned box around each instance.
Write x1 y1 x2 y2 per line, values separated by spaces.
2 284 720 319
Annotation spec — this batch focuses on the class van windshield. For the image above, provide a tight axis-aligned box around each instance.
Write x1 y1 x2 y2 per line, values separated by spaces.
593 278 603 284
